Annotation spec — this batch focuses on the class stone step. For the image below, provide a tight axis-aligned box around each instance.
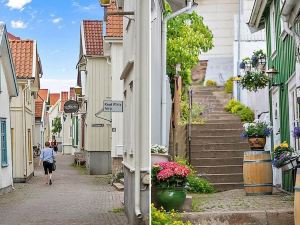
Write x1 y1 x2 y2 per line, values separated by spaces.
206 118 241 124
191 142 249 151
192 95 217 100
205 114 240 120
113 182 124 191
192 123 243 130
191 129 243 136
203 173 243 183
195 165 243 174
193 99 220 104
191 157 243 166
191 150 245 158
213 182 244 191
191 136 244 144
192 86 225 91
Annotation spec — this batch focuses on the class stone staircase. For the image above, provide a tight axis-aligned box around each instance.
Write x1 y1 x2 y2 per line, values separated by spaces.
191 85 248 191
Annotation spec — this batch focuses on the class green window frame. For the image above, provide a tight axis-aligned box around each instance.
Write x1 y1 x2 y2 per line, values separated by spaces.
1 118 8 167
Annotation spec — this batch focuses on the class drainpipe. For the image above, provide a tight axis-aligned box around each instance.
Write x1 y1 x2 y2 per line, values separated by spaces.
162 0 194 146
22 81 30 177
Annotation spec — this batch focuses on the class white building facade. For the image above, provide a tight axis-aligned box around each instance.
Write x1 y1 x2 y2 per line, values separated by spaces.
0 23 18 194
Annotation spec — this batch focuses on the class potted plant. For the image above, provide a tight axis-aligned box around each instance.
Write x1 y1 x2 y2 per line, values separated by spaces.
239 71 269 92
272 142 297 171
151 144 170 165
241 121 272 150
152 162 190 211
294 126 300 138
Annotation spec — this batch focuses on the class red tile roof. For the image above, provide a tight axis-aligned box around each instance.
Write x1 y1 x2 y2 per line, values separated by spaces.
60 91 69 111
82 20 103 56
9 40 34 78
35 96 43 118
50 93 60 106
38 89 48 102
7 32 20 40
106 1 123 37
69 87 76 100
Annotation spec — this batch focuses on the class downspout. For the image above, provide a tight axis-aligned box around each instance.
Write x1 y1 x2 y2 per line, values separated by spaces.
22 81 30 177
162 0 193 146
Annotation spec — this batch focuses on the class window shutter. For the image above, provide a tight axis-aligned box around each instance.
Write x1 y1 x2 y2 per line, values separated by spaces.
1 119 8 166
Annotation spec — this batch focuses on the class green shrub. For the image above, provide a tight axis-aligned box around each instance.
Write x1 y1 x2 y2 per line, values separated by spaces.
205 80 217 87
224 99 239 112
187 175 215 193
225 77 234 93
175 158 215 194
151 204 192 225
231 103 243 114
237 107 255 123
180 100 204 125
225 99 255 123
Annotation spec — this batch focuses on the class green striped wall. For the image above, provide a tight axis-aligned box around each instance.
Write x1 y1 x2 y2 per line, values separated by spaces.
265 0 299 145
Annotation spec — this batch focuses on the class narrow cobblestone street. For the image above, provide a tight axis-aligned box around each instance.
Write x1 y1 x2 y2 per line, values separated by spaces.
0 154 128 225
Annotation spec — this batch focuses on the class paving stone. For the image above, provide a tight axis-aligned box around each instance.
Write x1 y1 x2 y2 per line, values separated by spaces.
0 154 128 225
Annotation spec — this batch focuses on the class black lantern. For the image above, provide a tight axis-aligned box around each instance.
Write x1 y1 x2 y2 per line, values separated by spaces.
266 66 278 80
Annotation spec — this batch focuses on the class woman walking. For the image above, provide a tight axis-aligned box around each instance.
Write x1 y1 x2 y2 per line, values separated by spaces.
39 141 55 185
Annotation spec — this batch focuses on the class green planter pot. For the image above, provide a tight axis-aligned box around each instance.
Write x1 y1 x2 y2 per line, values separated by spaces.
156 188 186 211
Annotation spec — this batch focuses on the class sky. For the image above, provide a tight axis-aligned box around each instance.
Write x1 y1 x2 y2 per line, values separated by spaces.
0 0 104 93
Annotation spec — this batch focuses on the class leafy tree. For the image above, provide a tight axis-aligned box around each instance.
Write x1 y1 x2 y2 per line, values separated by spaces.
165 2 213 90
52 117 62 135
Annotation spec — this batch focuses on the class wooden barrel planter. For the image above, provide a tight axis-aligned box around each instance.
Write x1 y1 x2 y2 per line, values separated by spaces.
294 168 300 225
243 151 273 195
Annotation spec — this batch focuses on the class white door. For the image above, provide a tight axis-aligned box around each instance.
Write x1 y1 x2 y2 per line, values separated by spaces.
288 75 300 152
272 87 282 187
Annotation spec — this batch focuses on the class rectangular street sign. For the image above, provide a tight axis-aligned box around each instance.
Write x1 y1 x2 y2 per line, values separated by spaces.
103 100 123 112
92 124 104 127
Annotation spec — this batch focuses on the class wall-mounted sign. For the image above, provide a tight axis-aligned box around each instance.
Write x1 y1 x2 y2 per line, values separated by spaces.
64 100 79 113
92 124 104 127
103 100 123 112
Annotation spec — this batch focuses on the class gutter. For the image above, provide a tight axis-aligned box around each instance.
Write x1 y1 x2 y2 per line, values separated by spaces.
161 0 195 146
248 0 268 33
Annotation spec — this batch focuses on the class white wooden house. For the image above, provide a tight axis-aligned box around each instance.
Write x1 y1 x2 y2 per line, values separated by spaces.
0 23 18 194
9 36 43 182
77 20 112 175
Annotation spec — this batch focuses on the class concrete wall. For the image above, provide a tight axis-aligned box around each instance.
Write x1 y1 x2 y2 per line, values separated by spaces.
0 63 13 192
85 150 111 175
10 82 35 182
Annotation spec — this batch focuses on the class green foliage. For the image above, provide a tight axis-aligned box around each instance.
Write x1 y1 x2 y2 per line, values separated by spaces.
165 2 213 89
242 121 272 138
225 99 254 123
205 80 217 87
240 71 269 92
151 204 192 225
51 117 62 134
175 158 215 194
187 175 215 194
225 77 234 93
180 100 204 125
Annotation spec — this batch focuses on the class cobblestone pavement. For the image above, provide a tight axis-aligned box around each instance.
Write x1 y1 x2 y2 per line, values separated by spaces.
191 189 294 212
0 154 128 225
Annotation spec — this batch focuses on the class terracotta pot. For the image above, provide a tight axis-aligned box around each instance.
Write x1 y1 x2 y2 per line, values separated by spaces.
248 137 266 150
151 153 170 165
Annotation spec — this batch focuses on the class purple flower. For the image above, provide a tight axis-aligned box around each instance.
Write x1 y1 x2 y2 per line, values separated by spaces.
293 127 300 138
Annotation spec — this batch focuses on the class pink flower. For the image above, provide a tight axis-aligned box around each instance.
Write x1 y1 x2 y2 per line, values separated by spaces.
157 168 175 180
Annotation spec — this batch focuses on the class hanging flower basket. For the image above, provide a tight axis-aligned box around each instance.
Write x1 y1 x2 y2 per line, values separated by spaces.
293 126 300 138
272 142 297 170
239 71 270 92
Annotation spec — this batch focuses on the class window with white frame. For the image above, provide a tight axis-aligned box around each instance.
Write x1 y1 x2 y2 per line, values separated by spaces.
270 1 277 55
